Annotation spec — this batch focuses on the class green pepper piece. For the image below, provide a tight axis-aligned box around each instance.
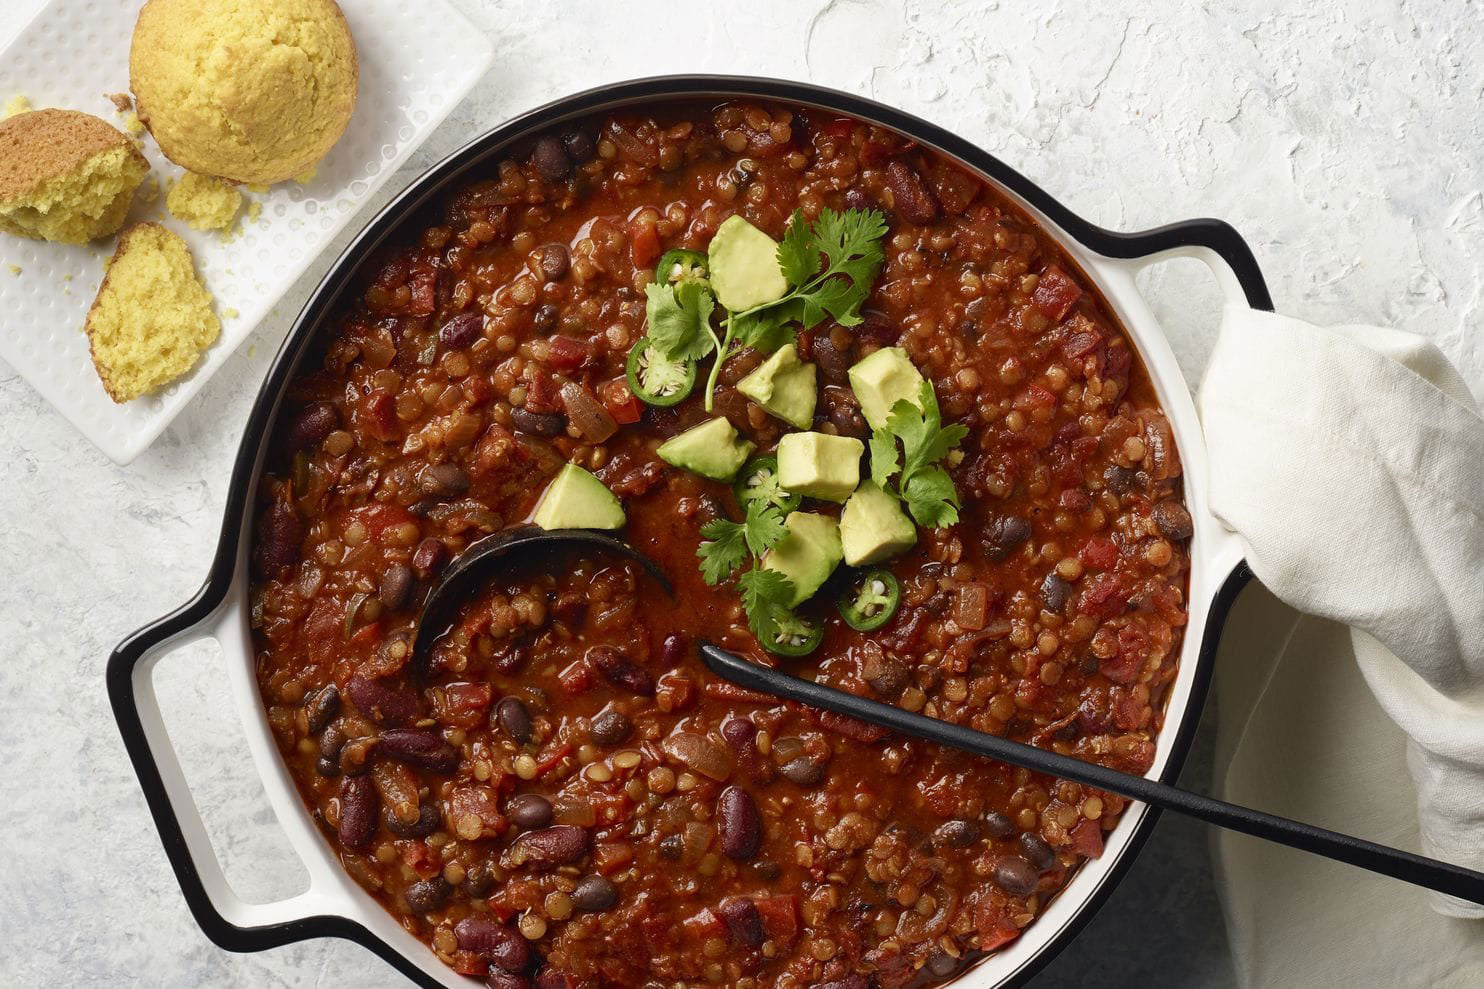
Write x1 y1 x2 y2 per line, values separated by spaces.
733 454 802 514
655 248 709 286
838 570 901 632
763 609 824 657
626 336 697 407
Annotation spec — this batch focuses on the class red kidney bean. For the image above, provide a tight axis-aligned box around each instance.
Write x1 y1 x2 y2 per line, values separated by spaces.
337 775 377 848
507 825 590 868
534 970 574 989
1151 499 1194 540
506 793 553 831
717 786 762 860
531 136 572 181
886 159 940 224
495 696 533 744
570 874 618 912
537 244 570 281
438 311 485 349
385 802 440 839
486 973 531 989
345 675 419 727
587 646 654 696
378 564 415 611
412 537 448 578
420 463 470 498
588 708 631 747
716 897 763 948
404 877 452 913
660 633 687 667
991 855 1040 897
304 684 340 735
378 729 459 773
720 717 757 757
286 402 338 452
778 756 824 787
251 499 302 577
454 915 533 973
508 407 567 437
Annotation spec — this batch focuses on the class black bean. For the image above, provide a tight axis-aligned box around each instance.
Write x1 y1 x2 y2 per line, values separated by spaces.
507 825 590 868
463 865 495 898
531 136 572 181
286 402 338 452
716 897 763 948
337 775 377 848
438 311 484 349
823 385 868 438
508 407 567 437
562 130 595 163
1151 499 1194 540
588 708 631 748
315 756 340 777
983 515 1032 561
1019 832 1057 871
926 948 961 978
885 159 940 225
1041 573 1073 612
934 819 981 849
455 915 532 972
379 729 459 773
862 649 908 697
717 786 762 860
992 855 1040 897
495 697 534 744
779 756 825 787
304 684 340 735
486 971 531 989
570 874 618 913
507 793 554 831
658 834 684 860
1103 463 1140 494
420 463 470 499
537 244 570 282
345 675 419 727
379 564 415 611
812 336 852 385
412 537 448 578
319 723 347 761
984 812 1016 838
386 802 440 838
587 646 654 696
404 877 452 913
531 303 559 333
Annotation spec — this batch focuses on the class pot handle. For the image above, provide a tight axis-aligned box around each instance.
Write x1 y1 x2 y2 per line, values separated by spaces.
1101 216 1274 313
107 590 364 952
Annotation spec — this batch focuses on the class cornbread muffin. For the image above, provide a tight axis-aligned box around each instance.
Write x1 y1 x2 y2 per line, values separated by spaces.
166 171 241 231
0 109 149 243
130 0 358 185
85 222 220 402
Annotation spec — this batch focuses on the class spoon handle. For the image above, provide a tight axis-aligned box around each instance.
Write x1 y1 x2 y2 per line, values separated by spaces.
700 645 1484 906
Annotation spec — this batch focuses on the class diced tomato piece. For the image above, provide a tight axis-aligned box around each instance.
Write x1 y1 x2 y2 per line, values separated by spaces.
754 895 799 945
470 424 520 479
1079 536 1120 571
448 786 507 839
406 257 438 317
436 682 493 729
533 743 574 778
558 658 596 694
1013 384 1058 410
656 671 697 713
524 370 562 413
298 597 342 658
702 680 775 705
450 951 489 977
1070 819 1105 859
974 894 1022 951
592 840 635 873
822 117 855 141
353 503 416 540
373 253 408 288
817 709 888 743
1079 572 1130 620
349 621 382 647
357 389 400 442
630 224 661 268
462 373 494 409
683 908 726 942
861 139 894 166
599 377 643 425
1032 265 1083 320
547 335 593 373
400 839 441 879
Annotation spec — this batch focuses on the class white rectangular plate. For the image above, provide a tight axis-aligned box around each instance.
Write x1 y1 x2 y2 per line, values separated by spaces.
0 0 493 463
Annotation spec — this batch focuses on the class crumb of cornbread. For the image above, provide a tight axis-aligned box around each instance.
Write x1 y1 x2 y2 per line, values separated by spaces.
294 164 318 184
4 94 32 119
7 264 19 275
0 109 150 243
167 170 241 231
107 93 133 113
246 200 261 223
121 111 145 136
129 0 358 185
84 222 220 402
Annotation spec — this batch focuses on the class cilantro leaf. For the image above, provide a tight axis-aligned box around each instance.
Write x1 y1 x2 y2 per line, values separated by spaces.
869 426 900 488
810 207 888 293
737 567 796 644
776 209 822 287
903 465 962 528
646 280 716 361
871 380 968 530
697 517 748 585
742 500 788 557
731 302 799 354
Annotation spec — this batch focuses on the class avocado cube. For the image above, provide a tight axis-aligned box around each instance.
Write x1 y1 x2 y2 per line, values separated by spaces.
840 481 917 566
847 346 927 430
762 512 843 607
707 214 788 312
532 464 625 530
777 432 863 503
657 417 754 482
736 344 818 429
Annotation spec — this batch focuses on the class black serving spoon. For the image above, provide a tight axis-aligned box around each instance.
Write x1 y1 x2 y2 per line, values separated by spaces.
413 528 1484 907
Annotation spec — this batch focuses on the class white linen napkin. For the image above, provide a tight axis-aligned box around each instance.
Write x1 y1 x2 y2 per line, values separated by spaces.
1198 304 1484 918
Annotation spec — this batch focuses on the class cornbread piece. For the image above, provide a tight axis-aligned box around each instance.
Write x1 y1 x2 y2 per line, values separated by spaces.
166 171 240 231
3 94 32 118
84 222 220 402
130 0 358 185
0 109 149 243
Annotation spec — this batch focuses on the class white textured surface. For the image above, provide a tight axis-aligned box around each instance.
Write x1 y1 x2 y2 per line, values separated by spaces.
1 0 1481 985
0 0 492 463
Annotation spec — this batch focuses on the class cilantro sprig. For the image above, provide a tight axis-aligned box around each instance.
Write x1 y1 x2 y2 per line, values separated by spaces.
702 208 888 411
696 500 801 649
869 381 970 528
